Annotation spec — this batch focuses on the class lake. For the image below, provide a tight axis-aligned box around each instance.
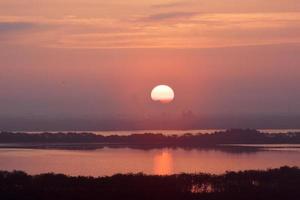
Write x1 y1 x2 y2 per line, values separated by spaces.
0 145 299 176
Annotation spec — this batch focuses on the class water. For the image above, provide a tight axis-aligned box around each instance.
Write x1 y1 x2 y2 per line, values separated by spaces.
0 145 299 176
2 129 300 176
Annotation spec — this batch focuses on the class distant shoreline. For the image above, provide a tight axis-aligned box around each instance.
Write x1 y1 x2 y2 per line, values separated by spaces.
1 129 300 150
6 128 300 136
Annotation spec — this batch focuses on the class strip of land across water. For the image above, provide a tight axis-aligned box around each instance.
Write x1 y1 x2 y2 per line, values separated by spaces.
0 129 300 150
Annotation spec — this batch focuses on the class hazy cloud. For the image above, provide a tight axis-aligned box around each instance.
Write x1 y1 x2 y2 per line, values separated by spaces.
1 12 300 48
0 22 36 32
141 11 198 22
151 1 189 9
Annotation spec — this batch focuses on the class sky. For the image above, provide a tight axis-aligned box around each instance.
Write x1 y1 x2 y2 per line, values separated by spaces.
0 0 300 129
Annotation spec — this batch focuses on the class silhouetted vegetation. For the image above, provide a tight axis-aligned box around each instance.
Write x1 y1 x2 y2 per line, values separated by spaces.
0 167 299 200
0 129 300 148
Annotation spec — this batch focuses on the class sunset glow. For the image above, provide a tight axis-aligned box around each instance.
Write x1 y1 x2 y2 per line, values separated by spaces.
0 0 299 126
0 1 300 199
0 1 299 49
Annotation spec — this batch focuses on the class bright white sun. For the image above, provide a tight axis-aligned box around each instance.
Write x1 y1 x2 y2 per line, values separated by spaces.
151 85 175 103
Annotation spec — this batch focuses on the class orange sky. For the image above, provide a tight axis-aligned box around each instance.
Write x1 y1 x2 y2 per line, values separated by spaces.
0 0 300 48
0 0 300 123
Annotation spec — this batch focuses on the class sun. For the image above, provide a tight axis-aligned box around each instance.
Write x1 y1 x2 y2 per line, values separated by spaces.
151 85 175 104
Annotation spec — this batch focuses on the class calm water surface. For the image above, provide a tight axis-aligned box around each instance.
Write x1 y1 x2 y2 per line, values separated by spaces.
0 146 299 176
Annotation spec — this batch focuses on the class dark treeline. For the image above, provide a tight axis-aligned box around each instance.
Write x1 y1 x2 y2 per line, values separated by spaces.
0 167 299 200
0 129 300 146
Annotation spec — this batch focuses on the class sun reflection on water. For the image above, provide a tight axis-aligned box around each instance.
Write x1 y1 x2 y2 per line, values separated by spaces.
153 150 173 175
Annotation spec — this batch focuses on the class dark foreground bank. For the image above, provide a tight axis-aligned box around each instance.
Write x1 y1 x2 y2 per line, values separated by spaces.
0 167 299 200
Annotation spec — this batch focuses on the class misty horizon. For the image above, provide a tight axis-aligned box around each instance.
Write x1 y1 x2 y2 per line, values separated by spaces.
1 114 300 131
1 44 300 123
